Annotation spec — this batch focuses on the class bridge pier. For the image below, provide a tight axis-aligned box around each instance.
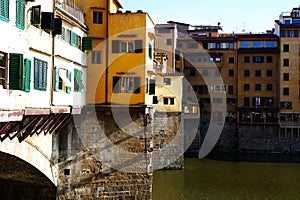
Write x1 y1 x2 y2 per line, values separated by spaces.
56 105 153 199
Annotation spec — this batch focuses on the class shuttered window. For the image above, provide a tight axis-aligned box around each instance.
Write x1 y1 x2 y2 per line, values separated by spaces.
33 58 47 91
9 53 23 90
0 0 9 22
112 40 143 53
112 76 141 93
24 59 31 92
74 68 84 92
16 0 25 30
82 37 93 51
66 70 71 93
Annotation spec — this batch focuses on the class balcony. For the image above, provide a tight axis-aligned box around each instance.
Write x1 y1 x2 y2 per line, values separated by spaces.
56 0 85 25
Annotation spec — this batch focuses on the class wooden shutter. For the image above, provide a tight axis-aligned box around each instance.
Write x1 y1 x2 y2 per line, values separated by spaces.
135 40 143 53
16 0 25 30
41 12 54 30
54 67 59 91
24 59 31 92
82 37 93 51
134 77 140 94
66 70 71 93
41 61 47 90
0 0 9 21
9 53 23 90
112 40 120 53
74 68 84 92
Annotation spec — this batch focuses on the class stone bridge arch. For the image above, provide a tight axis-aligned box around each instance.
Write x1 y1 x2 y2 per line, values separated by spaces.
0 134 58 197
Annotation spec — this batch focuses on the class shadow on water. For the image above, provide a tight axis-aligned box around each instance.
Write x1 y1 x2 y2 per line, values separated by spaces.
153 153 300 200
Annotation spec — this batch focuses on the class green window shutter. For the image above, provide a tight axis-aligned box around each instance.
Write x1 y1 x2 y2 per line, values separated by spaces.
0 0 9 22
112 40 120 53
41 62 47 91
74 68 84 92
82 37 93 51
66 70 71 93
34 58 47 91
24 59 31 92
9 53 23 90
135 40 143 53
134 77 140 94
16 0 25 30
54 67 59 91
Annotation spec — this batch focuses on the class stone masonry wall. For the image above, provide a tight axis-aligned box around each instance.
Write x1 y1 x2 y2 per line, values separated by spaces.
151 112 184 170
56 106 152 200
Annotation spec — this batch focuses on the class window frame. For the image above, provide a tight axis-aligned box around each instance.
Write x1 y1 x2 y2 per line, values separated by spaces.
93 11 103 24
33 58 48 91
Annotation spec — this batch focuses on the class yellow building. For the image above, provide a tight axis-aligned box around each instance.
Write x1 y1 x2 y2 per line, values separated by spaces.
83 0 155 105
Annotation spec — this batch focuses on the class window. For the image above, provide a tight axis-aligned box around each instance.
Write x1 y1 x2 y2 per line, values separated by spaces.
198 85 208 94
34 58 48 91
0 52 7 88
213 98 223 104
283 44 289 52
113 76 140 93
189 68 196 76
82 37 93 51
283 88 289 95
253 56 264 63
294 30 299 37
267 70 272 77
112 40 143 53
244 56 250 63
216 43 220 49
163 78 171 85
266 84 273 91
255 84 261 91
93 11 103 24
202 42 208 49
287 30 293 38
244 84 250 91
229 43 234 49
227 98 236 104
0 0 9 22
149 43 153 59
244 97 250 106
188 43 198 49
16 0 25 30
280 102 293 109
280 30 286 37
158 28 171 34
149 79 155 95
266 56 273 63
253 97 261 106
252 41 263 48
283 73 289 81
70 31 79 47
54 67 71 93
209 43 214 49
228 85 234 94
265 41 277 48
31 5 41 25
74 68 84 92
166 39 172 45
214 57 221 62
228 69 234 77
229 57 234 64
177 43 183 48
91 51 101 64
163 97 175 105
244 70 250 77
240 41 250 48
221 43 226 49
283 59 289 67
255 70 261 77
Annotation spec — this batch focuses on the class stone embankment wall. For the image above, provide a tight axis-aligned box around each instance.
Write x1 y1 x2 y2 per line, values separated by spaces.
56 106 152 199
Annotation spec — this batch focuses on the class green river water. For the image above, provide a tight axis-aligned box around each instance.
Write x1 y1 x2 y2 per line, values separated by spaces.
153 158 300 200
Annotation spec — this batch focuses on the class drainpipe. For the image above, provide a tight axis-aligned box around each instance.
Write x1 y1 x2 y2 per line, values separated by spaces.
50 0 56 106
105 0 109 104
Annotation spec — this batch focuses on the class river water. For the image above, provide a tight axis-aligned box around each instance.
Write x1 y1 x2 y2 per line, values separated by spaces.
153 157 300 200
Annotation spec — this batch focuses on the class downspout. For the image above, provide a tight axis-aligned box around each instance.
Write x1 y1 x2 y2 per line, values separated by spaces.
50 0 56 106
105 0 109 104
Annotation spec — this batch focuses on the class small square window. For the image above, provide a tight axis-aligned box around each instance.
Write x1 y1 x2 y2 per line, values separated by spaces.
266 84 273 91
283 44 289 52
244 70 250 77
283 59 289 67
163 78 171 85
93 11 103 24
91 51 101 64
255 70 261 77
244 84 250 91
229 57 234 64
244 56 250 63
267 70 272 77
228 85 234 94
266 56 273 63
166 39 172 45
283 88 289 95
228 69 234 77
255 84 261 91
283 73 289 81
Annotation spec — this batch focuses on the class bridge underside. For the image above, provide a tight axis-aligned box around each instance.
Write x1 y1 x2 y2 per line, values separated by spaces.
0 152 56 199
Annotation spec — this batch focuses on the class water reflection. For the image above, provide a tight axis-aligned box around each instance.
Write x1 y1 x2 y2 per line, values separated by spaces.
153 158 300 200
